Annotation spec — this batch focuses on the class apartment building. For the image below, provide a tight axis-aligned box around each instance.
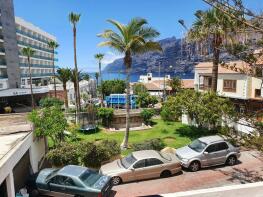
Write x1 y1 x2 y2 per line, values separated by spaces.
0 0 57 92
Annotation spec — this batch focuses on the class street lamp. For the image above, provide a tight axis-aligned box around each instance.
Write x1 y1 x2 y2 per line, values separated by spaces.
163 65 173 101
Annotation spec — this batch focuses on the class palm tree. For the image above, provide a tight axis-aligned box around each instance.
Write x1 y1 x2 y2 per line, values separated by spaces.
98 18 162 149
95 72 99 87
48 41 59 98
70 69 81 109
69 12 81 112
188 8 235 92
57 68 71 108
22 47 35 109
94 53 104 84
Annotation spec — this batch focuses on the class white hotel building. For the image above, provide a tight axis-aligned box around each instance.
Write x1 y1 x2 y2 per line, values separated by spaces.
0 0 57 92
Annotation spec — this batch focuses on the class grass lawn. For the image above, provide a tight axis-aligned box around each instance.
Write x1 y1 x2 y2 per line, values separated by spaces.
77 119 212 155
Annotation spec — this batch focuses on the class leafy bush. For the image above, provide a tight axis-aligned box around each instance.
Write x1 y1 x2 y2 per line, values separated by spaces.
140 108 155 125
80 140 120 168
97 107 114 127
100 80 126 96
39 97 64 108
133 83 147 95
137 92 158 108
132 138 165 151
46 143 80 167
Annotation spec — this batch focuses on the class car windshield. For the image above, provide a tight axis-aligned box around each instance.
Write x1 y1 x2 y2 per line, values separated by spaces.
79 170 101 187
120 154 137 169
46 169 59 180
188 140 207 152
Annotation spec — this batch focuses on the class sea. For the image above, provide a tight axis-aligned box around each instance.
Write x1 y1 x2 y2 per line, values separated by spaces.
89 72 194 82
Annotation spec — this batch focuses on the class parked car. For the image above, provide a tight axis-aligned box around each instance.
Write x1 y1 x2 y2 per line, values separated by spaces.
176 135 241 172
100 150 182 185
36 165 112 197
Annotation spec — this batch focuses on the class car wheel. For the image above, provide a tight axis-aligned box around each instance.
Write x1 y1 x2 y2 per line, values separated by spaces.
189 161 200 172
160 170 172 178
226 155 237 166
111 176 122 185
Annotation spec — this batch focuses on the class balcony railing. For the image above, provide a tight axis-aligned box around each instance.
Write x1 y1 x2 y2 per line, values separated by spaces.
199 84 212 91
19 63 58 68
16 29 50 44
19 53 58 61
17 40 55 53
21 73 53 77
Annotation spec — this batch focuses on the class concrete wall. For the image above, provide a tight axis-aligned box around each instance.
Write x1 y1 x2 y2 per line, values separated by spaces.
0 0 21 88
0 132 45 197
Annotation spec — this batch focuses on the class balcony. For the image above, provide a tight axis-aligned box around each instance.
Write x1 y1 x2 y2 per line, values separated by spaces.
0 59 6 65
19 53 58 61
19 63 58 68
17 40 54 53
16 29 48 44
21 73 53 78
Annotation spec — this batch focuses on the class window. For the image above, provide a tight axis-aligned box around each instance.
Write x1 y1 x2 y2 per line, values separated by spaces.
0 84 3 89
205 144 218 153
255 89 261 98
217 142 229 151
146 158 163 167
133 160 146 169
223 80 236 92
49 175 76 186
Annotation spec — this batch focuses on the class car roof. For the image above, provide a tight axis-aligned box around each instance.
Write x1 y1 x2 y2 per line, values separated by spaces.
58 165 87 177
132 150 161 160
198 135 224 144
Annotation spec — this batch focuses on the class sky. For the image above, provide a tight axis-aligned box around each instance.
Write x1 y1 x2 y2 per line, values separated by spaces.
13 0 263 72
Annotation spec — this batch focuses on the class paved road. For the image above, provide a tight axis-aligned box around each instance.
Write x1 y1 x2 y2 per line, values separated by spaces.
112 151 263 197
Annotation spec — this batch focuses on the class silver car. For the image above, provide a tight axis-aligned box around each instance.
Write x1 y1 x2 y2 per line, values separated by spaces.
100 150 182 185
176 135 241 172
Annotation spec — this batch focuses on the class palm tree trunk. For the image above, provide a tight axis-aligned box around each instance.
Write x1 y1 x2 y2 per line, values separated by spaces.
73 26 81 113
121 52 132 149
52 48 57 98
211 34 221 92
63 83 69 108
28 57 35 109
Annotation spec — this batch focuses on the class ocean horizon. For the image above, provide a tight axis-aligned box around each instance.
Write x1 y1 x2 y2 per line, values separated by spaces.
89 72 194 82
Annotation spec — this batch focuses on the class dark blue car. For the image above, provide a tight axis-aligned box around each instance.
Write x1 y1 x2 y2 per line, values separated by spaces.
36 165 112 197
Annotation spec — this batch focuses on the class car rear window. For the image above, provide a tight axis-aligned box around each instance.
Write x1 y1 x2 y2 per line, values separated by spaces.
79 170 101 187
159 152 171 161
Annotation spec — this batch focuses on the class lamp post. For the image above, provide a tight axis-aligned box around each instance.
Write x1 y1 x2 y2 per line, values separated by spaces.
163 65 173 101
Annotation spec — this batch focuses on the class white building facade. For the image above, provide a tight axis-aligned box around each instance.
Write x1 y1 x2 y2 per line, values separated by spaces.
0 0 57 91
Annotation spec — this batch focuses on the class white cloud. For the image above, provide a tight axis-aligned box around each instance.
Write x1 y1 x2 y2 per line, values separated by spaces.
101 51 123 65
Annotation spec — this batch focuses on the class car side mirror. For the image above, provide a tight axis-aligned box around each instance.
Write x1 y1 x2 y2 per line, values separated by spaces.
204 151 209 155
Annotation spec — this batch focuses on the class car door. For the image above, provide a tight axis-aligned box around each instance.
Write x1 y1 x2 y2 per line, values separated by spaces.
202 143 218 166
63 177 87 197
48 175 69 196
132 159 147 181
144 158 164 179
213 142 229 165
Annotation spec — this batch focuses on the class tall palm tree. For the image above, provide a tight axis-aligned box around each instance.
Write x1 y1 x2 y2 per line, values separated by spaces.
98 18 162 149
57 68 71 108
95 72 99 87
188 8 235 92
22 47 35 109
94 53 104 84
48 41 59 98
69 12 81 112
70 69 81 109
